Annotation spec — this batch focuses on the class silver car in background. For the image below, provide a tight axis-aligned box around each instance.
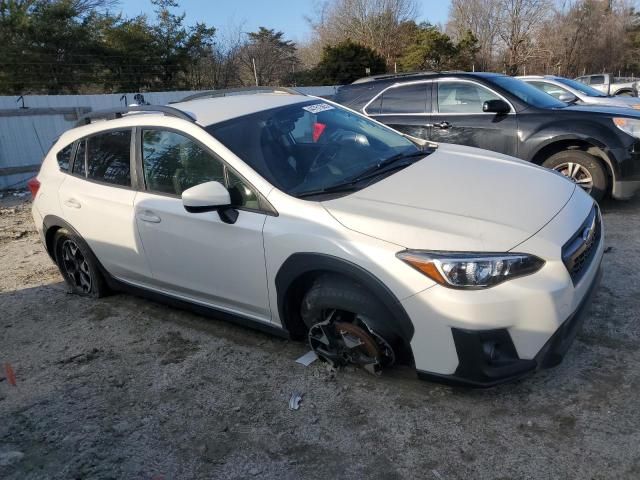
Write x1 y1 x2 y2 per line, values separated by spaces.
519 75 640 110
575 73 638 97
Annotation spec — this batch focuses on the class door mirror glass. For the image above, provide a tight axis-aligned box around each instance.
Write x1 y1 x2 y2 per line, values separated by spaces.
182 181 231 213
482 99 511 114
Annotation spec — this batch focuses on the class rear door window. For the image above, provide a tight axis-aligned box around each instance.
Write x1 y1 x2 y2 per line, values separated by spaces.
589 75 605 85
370 84 429 114
86 130 132 187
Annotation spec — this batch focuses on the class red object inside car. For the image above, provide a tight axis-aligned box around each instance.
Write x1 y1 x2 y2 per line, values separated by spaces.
312 122 326 142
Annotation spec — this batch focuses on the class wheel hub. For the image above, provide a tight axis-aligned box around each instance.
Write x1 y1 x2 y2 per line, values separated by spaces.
553 162 593 194
308 311 395 375
61 240 92 293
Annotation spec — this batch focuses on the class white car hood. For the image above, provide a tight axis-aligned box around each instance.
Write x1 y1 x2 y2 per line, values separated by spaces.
322 143 576 252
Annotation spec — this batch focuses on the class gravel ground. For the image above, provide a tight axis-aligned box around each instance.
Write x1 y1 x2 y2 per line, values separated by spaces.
0 192 639 480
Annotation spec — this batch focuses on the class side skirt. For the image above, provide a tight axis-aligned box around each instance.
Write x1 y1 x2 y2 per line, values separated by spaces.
104 275 291 340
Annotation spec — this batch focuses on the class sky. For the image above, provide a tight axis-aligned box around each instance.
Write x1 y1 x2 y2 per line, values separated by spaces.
118 0 452 43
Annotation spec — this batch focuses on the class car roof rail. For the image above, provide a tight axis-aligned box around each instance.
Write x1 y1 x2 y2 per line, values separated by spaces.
351 71 439 84
75 105 195 127
175 86 304 103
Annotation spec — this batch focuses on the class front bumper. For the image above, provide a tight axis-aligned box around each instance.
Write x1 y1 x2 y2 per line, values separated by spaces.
403 190 603 387
416 264 602 387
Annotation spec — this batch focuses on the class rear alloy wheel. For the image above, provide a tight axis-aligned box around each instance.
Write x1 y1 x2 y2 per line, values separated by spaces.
61 239 92 293
54 229 108 297
542 150 607 202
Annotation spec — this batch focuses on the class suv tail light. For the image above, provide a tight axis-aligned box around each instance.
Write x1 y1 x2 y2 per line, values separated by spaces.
27 177 40 198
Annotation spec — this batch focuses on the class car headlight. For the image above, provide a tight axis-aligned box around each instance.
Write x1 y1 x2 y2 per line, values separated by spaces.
613 117 640 138
396 251 545 289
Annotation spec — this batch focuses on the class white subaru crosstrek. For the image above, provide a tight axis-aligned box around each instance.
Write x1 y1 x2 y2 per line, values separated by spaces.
29 88 604 387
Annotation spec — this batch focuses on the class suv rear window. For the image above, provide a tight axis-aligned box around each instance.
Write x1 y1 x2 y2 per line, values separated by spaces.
56 144 73 172
86 130 132 186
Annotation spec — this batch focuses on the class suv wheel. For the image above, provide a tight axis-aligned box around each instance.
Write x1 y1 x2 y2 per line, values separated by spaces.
542 150 607 202
54 229 108 297
300 275 396 374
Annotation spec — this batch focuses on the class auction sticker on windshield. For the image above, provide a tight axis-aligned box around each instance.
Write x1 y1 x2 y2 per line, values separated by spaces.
303 103 334 114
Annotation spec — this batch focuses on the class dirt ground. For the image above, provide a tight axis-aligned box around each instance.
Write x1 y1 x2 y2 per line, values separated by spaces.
0 191 639 480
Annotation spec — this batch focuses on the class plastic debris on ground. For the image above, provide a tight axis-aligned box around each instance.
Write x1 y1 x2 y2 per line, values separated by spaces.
295 350 318 367
289 392 303 410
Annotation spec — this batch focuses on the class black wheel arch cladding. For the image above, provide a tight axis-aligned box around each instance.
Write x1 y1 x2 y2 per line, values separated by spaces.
275 253 415 345
42 215 114 285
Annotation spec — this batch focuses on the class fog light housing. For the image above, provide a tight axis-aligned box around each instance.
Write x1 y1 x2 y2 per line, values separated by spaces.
450 328 537 386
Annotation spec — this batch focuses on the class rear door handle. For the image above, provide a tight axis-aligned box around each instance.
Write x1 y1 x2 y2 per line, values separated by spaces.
63 198 81 209
137 210 161 223
434 121 452 130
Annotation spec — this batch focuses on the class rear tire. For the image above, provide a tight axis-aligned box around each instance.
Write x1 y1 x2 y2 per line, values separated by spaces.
53 229 109 298
542 150 607 202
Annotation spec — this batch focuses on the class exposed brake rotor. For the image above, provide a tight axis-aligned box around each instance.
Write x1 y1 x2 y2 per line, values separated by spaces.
308 312 395 375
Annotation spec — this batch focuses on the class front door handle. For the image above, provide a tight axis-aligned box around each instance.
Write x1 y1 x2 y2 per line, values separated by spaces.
137 210 161 223
63 198 81 209
434 121 452 130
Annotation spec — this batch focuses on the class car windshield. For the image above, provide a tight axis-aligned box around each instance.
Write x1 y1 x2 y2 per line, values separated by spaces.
206 100 425 197
555 77 608 97
491 76 567 108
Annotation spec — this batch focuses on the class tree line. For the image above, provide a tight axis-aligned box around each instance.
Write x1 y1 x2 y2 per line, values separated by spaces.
1 0 639 95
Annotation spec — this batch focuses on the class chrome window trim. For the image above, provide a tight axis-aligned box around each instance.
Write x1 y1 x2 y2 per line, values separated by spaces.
362 80 432 116
434 78 516 115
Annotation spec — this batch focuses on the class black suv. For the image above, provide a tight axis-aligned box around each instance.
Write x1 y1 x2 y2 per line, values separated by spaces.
335 72 640 201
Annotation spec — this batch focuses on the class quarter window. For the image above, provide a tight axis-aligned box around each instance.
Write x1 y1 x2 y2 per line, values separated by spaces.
72 140 86 176
56 144 73 172
437 81 501 113
227 169 259 210
86 130 132 186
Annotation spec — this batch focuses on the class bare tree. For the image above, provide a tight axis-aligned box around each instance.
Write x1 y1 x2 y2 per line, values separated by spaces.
447 0 501 70
496 0 552 75
529 0 637 77
308 0 419 65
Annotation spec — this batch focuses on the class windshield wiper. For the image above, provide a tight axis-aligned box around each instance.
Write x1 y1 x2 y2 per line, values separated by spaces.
295 182 362 199
347 149 429 184
295 149 431 199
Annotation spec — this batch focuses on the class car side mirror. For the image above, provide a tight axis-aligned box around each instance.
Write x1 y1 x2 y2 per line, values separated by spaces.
182 181 238 224
483 99 511 114
558 93 578 104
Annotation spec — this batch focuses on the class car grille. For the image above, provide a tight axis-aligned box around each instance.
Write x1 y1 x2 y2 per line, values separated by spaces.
562 205 602 285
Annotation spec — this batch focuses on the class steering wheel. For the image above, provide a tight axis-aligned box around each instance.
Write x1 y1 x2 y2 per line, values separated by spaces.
309 129 371 173
308 142 341 172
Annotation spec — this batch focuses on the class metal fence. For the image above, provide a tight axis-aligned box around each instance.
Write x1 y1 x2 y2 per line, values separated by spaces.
0 86 338 190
